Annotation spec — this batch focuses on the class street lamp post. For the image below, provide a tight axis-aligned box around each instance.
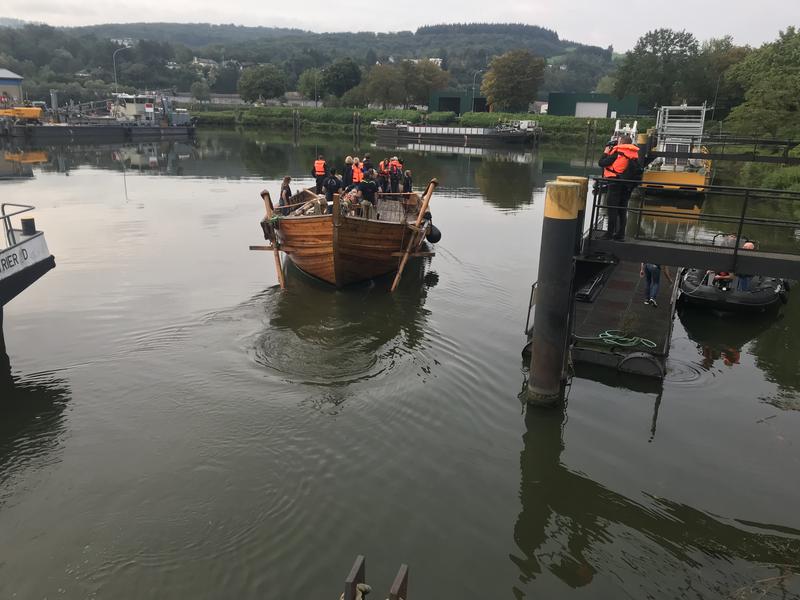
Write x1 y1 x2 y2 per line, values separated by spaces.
471 70 483 113
113 46 131 94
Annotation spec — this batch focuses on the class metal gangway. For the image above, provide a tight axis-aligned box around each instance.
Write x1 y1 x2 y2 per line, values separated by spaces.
585 178 800 280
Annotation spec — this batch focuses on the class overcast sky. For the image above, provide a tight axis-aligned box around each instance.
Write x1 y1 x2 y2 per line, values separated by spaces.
3 0 798 51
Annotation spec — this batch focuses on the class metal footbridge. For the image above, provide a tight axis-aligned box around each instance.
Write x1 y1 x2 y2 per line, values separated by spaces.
585 178 800 279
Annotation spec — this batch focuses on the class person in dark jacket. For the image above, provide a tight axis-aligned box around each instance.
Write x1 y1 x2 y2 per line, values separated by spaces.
402 169 412 193
342 156 353 188
279 176 292 216
597 134 640 240
362 153 374 173
357 170 378 220
322 168 342 214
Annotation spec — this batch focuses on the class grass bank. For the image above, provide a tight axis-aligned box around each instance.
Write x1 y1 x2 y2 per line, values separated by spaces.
189 105 653 143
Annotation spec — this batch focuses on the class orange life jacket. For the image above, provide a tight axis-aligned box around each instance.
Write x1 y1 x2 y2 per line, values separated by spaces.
603 144 639 178
389 159 402 178
314 159 326 176
378 160 388 176
352 164 364 183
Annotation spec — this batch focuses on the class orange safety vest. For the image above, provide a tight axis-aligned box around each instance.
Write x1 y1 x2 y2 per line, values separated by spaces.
603 143 639 178
378 160 388 176
352 164 364 183
389 159 402 177
314 159 326 176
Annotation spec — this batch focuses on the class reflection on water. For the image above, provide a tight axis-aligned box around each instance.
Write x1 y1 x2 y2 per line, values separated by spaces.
2 129 598 211
515 405 800 598
252 260 436 396
0 369 71 506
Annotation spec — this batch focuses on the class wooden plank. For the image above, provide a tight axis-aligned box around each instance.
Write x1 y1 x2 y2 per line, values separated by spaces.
344 555 366 600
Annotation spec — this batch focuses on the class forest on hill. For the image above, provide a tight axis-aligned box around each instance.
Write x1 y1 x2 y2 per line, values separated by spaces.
0 21 615 101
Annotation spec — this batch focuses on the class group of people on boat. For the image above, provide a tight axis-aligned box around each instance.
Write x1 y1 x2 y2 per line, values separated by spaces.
276 153 414 219
314 153 413 195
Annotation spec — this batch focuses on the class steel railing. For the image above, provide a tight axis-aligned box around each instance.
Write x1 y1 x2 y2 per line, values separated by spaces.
1 203 36 248
588 178 800 261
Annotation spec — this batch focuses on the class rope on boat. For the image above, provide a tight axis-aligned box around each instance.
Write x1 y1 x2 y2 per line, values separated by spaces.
574 329 657 349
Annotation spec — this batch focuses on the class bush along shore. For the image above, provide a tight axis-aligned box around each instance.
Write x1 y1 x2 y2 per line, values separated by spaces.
188 106 653 143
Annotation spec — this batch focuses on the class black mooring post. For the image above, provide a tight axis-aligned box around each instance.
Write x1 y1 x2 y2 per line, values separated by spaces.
527 181 581 406
556 176 588 254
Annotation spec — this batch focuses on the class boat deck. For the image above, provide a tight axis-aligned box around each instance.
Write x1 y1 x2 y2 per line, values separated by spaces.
572 260 679 377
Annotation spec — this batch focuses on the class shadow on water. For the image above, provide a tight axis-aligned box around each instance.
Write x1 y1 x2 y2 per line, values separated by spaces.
250 259 438 409
512 403 800 598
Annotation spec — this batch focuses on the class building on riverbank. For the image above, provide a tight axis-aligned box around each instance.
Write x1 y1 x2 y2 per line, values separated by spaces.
0 69 24 104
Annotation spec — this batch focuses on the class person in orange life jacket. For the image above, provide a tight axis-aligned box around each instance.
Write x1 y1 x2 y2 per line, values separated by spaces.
312 154 328 193
351 158 364 183
597 134 640 240
388 156 403 193
377 157 390 193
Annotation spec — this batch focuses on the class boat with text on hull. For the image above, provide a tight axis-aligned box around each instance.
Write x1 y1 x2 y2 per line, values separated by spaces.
0 203 55 307
253 180 440 290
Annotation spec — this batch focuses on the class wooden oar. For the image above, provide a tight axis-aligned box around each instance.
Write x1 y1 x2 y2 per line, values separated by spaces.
260 190 286 290
390 178 438 292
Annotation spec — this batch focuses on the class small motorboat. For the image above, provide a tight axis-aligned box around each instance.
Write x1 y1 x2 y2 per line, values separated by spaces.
677 268 789 312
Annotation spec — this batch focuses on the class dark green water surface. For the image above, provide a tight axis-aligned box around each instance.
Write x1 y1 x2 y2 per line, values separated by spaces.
1 130 798 599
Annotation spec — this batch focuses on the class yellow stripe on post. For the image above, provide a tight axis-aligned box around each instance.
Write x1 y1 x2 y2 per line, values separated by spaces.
544 181 581 220
556 176 589 210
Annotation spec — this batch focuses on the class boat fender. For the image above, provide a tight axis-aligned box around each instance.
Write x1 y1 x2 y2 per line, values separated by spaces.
422 211 442 243
426 223 442 244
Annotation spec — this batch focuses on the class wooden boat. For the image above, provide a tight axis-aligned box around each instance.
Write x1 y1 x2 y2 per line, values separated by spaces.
253 179 439 290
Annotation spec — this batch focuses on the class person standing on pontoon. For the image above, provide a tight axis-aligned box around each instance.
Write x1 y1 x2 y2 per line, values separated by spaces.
598 134 641 240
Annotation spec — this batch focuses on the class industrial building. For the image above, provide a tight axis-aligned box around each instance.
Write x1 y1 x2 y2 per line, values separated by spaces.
546 92 639 118
0 69 24 103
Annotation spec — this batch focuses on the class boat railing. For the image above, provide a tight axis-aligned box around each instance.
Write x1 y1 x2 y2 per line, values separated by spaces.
1 202 37 249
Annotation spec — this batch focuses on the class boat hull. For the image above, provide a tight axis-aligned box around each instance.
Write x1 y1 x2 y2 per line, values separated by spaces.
275 214 419 287
677 269 787 313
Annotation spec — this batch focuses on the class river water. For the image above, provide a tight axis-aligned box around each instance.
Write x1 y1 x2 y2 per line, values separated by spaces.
1 130 798 599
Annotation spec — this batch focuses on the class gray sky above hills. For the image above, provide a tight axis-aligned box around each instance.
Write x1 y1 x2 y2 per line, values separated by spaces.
3 0 798 51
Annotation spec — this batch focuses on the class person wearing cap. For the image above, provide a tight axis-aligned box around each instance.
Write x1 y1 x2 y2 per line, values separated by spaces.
362 153 374 173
